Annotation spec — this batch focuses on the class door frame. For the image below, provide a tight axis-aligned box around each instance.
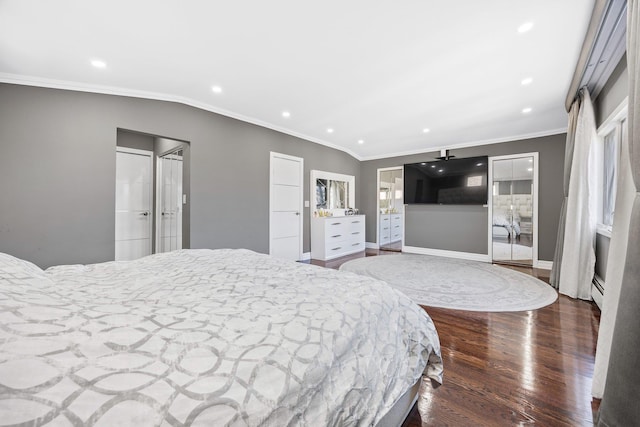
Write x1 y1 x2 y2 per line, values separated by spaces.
488 152 539 267
115 146 153 260
269 151 304 260
376 166 404 250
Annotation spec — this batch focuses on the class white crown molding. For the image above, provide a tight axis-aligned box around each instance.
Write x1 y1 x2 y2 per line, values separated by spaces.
1 73 567 163
0 73 363 160
359 128 568 161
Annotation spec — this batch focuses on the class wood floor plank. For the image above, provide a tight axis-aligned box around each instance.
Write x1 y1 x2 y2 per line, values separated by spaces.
308 250 601 426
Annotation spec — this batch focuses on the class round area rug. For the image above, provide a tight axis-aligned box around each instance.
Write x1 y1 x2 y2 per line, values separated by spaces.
339 254 557 312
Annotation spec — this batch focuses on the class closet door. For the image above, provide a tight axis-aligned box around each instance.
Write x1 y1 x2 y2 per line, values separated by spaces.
157 149 183 253
491 156 534 266
115 148 153 261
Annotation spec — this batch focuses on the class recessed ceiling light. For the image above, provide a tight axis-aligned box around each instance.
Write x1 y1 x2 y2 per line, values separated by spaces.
521 77 533 85
420 162 426 166
522 107 532 114
438 169 444 173
518 22 534 33
211 85 222 94
327 128 334 134
476 162 483 166
423 128 430 133
358 139 364 145
91 59 106 68
431 165 436 168
282 111 291 118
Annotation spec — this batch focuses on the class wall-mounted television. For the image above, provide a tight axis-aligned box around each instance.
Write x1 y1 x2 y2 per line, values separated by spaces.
404 156 488 205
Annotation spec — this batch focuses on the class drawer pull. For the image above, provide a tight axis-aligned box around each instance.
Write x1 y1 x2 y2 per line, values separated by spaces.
351 231 360 235
383 218 389 221
331 247 342 251
383 227 389 230
352 243 360 247
331 222 342 226
331 234 342 238
394 225 400 228
352 220 360 223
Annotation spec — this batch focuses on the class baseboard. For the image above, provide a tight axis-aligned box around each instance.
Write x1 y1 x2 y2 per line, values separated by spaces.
366 242 379 249
592 283 603 310
301 252 311 261
591 275 604 310
402 246 490 263
535 260 553 270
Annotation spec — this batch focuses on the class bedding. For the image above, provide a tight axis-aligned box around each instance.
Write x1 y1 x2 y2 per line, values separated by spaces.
0 249 442 426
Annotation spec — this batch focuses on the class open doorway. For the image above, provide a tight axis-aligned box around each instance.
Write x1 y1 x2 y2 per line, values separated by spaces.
115 129 190 261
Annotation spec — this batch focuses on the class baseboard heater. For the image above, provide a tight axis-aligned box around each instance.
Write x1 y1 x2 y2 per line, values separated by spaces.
592 275 604 310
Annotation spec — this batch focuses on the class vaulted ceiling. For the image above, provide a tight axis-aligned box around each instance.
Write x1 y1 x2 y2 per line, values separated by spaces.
0 0 594 159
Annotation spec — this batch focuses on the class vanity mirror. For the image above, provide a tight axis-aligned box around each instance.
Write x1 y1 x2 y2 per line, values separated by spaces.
310 170 355 215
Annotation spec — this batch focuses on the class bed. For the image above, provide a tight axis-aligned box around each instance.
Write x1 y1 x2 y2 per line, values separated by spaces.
0 248 442 426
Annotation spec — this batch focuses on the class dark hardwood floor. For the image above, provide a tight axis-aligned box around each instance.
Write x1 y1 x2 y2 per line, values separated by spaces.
308 250 602 426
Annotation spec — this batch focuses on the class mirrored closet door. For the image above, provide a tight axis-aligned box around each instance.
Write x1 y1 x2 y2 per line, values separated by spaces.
378 168 404 251
491 155 535 266
158 149 183 253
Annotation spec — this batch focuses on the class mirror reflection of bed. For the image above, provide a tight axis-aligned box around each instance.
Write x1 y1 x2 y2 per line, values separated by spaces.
492 156 534 266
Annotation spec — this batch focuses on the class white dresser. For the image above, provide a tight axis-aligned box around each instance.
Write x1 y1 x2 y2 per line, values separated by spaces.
379 213 403 245
311 215 366 260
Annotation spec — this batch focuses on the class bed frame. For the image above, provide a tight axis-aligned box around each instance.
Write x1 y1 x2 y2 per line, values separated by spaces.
376 379 421 427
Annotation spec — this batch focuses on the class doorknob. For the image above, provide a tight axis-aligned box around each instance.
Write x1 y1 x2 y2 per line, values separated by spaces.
295 212 300 216
141 211 149 216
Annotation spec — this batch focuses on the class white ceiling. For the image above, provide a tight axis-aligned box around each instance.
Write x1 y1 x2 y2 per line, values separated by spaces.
0 0 594 160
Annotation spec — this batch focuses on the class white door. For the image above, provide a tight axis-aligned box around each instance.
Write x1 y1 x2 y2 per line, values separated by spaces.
157 149 183 253
270 152 303 261
115 148 153 261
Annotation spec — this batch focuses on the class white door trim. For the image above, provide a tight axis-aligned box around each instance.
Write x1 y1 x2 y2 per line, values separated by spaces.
376 166 403 249
488 152 540 267
269 151 304 260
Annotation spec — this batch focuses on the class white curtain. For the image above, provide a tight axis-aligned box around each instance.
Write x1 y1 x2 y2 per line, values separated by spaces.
558 88 598 300
597 1 640 424
592 117 632 398
550 100 580 288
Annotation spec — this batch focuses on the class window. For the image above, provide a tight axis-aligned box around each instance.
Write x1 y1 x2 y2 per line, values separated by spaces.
598 114 627 231
602 129 618 226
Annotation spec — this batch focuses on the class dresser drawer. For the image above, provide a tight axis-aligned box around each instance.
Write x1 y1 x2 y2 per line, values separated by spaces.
311 215 365 261
324 220 348 239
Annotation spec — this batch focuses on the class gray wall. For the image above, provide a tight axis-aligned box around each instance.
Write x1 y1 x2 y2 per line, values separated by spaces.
0 83 359 268
116 129 154 151
360 133 566 261
594 54 628 128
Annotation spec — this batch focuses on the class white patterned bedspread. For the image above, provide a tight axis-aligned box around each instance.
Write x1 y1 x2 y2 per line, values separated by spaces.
0 249 442 426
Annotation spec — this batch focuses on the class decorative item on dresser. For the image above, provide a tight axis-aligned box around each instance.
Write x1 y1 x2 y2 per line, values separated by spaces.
311 214 366 260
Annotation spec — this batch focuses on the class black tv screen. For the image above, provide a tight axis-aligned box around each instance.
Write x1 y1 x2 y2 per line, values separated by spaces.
404 156 488 205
